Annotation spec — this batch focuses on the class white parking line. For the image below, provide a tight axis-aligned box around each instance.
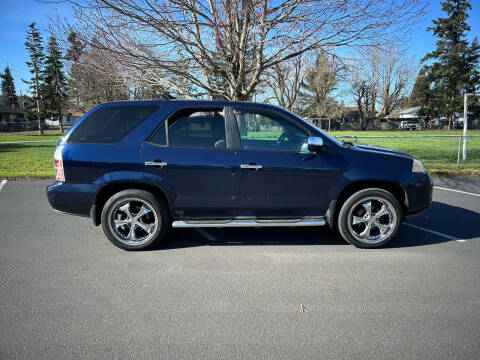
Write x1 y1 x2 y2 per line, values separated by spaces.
0 180 7 192
434 186 480 197
404 222 465 242
195 228 217 241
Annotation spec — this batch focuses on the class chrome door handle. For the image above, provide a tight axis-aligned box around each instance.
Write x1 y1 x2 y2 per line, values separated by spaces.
145 161 168 168
240 164 262 170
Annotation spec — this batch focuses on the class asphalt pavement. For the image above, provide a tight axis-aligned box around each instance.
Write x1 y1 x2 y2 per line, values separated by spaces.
0 177 479 359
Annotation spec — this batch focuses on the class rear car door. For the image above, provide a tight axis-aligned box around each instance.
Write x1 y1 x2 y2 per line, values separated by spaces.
140 107 238 219
231 107 344 217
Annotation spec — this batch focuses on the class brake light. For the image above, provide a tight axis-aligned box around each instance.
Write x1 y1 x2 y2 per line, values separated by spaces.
53 146 65 182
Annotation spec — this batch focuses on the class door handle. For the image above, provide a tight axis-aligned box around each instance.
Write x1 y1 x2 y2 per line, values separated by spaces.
240 164 262 170
145 161 168 168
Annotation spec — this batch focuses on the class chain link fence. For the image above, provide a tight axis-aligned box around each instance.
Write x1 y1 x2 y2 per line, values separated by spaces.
0 122 72 133
0 135 479 177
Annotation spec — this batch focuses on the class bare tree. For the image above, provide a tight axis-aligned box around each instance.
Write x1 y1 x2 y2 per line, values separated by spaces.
377 48 415 119
298 51 343 118
57 0 426 100
348 51 379 130
348 47 414 129
65 34 128 112
265 54 304 110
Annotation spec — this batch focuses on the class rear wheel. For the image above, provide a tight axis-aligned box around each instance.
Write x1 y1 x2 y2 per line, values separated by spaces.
337 188 403 248
101 189 169 250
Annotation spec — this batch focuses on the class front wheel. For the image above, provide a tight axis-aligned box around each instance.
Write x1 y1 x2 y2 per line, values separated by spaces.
101 189 169 250
337 188 403 248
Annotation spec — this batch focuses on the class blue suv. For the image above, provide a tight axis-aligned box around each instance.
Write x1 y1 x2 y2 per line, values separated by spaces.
46 100 432 249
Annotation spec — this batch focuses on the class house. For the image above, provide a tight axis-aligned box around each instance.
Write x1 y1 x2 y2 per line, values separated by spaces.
45 112 83 127
0 105 25 122
398 107 420 119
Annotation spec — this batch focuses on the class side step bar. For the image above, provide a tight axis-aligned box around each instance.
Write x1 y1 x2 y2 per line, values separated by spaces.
172 219 326 228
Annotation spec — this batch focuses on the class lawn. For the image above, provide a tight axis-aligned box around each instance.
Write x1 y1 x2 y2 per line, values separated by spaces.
0 131 62 177
0 129 479 177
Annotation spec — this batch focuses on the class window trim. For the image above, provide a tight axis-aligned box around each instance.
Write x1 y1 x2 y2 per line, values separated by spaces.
230 106 312 153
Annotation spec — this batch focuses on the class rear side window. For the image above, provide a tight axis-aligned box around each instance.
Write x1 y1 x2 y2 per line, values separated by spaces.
169 112 226 149
149 108 226 149
68 105 158 143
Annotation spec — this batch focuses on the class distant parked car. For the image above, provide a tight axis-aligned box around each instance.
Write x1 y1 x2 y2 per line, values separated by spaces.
400 121 419 130
46 100 432 250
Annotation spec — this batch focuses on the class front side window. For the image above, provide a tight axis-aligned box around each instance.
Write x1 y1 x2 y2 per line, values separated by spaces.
150 109 226 149
234 110 308 152
69 105 158 143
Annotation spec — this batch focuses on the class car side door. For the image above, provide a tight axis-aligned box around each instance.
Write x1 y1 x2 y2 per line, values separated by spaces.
231 107 345 218
140 106 239 219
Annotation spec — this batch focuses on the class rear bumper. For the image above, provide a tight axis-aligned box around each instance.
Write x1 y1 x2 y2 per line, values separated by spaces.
46 182 98 217
405 172 433 215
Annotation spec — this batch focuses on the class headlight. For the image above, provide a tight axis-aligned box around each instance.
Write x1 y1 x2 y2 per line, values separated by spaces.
412 159 425 173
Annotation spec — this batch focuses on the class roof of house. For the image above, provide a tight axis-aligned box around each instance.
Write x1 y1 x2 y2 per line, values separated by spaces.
0 105 24 114
398 107 421 116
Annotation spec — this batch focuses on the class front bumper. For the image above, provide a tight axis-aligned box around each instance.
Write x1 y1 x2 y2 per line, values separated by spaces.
405 172 433 215
46 182 98 217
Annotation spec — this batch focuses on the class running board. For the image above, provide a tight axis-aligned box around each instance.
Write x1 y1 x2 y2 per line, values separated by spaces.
172 219 326 228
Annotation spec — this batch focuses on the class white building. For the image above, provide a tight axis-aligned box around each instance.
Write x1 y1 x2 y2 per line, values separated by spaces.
398 107 421 119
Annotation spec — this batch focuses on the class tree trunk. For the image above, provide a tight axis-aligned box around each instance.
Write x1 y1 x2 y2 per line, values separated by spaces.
36 99 43 135
58 105 64 133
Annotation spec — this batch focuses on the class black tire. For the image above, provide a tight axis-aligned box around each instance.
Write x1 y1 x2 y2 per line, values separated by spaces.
101 189 169 250
337 188 403 248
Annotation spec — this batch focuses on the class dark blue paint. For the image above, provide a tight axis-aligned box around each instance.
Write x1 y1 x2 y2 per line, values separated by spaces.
46 100 433 223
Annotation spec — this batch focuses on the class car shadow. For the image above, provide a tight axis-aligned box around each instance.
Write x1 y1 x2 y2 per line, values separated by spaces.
391 201 480 248
158 226 346 250
154 201 479 250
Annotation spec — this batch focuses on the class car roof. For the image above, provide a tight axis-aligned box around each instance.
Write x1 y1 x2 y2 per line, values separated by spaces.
96 99 284 111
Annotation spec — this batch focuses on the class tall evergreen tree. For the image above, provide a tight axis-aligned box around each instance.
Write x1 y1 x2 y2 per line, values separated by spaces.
1 66 18 107
23 22 45 134
420 0 480 128
410 66 433 127
42 35 67 133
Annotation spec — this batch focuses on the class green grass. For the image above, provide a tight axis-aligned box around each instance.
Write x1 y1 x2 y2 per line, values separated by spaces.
246 130 282 140
0 131 62 177
0 129 479 177
0 142 57 177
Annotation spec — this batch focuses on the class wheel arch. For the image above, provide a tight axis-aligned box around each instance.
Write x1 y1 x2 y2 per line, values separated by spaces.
92 181 172 226
326 179 408 230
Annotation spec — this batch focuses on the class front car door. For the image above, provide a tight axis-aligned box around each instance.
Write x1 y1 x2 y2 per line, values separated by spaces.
231 107 345 218
140 106 238 219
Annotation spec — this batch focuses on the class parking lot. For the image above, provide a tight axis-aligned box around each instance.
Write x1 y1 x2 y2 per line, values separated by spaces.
1 178 479 359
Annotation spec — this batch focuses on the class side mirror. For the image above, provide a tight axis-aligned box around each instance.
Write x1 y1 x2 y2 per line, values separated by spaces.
307 137 323 153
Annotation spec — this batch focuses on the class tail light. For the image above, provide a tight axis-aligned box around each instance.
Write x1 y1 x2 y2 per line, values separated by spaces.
53 146 65 182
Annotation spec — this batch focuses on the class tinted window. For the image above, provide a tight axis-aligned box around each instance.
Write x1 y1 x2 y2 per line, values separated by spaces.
234 110 308 152
69 105 158 143
149 122 166 146
168 111 226 149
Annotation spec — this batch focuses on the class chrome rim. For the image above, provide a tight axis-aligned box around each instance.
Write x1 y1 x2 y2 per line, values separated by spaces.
347 197 397 244
108 198 158 246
